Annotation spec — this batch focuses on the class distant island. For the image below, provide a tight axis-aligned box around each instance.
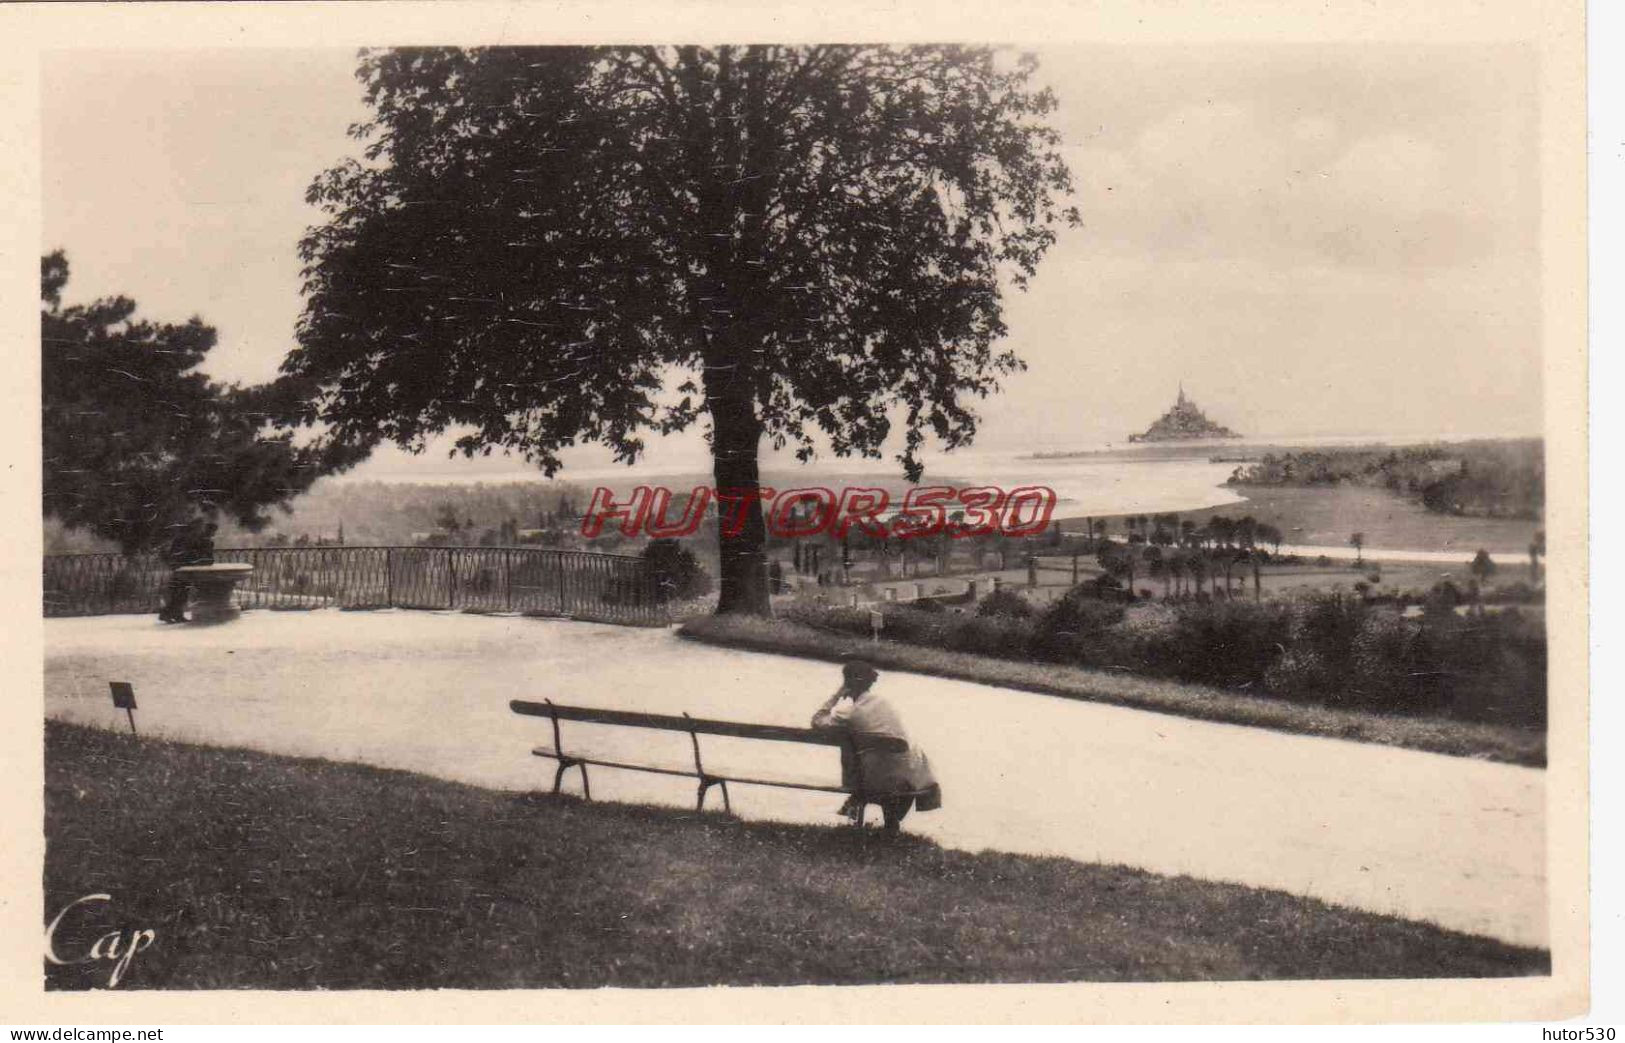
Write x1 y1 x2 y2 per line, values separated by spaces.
1225 438 1544 521
1127 386 1240 443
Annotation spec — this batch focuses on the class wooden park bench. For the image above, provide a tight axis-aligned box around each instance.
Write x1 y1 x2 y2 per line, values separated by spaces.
509 699 923 827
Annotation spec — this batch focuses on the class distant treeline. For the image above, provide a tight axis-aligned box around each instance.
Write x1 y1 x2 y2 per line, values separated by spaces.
1226 439 1543 521
176 480 597 551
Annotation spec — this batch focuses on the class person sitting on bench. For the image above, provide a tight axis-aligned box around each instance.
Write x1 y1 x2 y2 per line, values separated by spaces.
810 660 942 833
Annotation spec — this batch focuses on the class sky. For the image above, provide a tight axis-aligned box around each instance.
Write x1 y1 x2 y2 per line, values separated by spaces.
41 43 1543 481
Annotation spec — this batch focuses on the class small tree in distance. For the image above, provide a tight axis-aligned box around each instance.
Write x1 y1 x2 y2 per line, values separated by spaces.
977 587 1033 619
1348 532 1365 567
641 539 713 603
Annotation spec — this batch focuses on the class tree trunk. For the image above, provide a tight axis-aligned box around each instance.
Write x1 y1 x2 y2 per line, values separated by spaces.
708 390 771 615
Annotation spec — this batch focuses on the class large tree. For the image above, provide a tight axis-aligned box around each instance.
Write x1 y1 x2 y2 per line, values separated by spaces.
286 46 1078 613
41 252 354 554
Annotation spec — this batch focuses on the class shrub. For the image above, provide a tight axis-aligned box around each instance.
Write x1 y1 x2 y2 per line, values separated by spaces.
977 588 1034 619
1439 608 1547 726
877 604 952 645
758 573 1546 731
1425 579 1464 620
1489 581 1539 604
1265 648 1332 698
1072 573 1132 602
1030 588 1126 662
1293 592 1364 661
1166 599 1292 688
948 614 1033 658
1347 610 1420 711
779 599 867 637
640 539 713 601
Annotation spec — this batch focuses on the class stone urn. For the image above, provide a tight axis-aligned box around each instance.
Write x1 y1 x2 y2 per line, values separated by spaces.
174 563 254 624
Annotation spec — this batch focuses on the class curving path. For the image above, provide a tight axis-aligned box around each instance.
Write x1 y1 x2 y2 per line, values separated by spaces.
44 609 1546 948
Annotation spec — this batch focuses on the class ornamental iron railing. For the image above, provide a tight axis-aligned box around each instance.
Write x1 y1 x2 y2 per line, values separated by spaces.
41 546 667 626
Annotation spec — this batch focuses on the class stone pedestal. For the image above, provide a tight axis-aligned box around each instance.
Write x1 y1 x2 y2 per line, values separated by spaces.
174 563 254 624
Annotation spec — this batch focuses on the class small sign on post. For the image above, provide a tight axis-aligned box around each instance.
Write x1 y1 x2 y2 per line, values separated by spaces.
869 609 884 643
108 682 138 735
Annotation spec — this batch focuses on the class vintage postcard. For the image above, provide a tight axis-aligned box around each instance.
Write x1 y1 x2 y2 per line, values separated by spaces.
0 0 1590 1027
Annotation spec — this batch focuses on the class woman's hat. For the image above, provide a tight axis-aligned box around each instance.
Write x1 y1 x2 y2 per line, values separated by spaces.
842 660 879 687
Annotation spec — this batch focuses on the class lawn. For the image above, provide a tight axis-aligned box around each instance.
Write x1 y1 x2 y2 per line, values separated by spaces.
1062 484 1543 556
44 721 1547 990
678 615 1545 767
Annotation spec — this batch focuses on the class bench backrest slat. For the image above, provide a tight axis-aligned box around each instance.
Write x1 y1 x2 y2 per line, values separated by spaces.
509 699 846 747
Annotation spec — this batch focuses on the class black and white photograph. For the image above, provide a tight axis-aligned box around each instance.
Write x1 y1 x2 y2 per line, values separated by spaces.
4 0 1594 1027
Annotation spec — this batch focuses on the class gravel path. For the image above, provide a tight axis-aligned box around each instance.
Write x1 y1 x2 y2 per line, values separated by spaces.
45 609 1546 948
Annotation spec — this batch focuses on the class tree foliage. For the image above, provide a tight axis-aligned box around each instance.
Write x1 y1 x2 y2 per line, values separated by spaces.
284 46 1078 613
41 252 353 554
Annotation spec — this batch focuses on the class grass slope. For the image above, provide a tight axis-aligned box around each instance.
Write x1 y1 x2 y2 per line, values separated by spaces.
678 616 1545 767
44 721 1546 990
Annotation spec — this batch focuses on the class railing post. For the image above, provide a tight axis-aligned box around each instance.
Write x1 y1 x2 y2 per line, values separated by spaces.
385 548 394 607
447 548 456 609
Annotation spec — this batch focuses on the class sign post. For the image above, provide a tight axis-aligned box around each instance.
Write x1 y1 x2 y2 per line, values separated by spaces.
108 682 137 735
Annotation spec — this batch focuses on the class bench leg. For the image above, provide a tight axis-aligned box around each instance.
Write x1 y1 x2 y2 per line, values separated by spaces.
552 758 592 801
695 777 733 814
